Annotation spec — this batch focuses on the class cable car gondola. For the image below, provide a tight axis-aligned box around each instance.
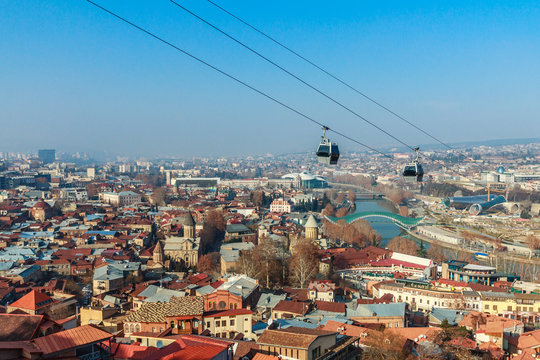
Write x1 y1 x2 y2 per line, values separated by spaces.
402 147 424 182
316 126 340 165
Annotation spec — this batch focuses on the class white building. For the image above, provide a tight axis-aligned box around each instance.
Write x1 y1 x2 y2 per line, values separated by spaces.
270 198 292 213
416 226 463 245
308 281 336 302
59 188 89 202
100 191 141 206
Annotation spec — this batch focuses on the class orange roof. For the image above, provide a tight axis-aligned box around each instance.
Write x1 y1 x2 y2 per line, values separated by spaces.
32 325 112 355
252 354 280 360
518 329 540 350
387 327 442 342
322 320 369 338
9 290 55 311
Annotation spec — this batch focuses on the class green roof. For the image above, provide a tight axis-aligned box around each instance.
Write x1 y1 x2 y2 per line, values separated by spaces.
325 211 424 230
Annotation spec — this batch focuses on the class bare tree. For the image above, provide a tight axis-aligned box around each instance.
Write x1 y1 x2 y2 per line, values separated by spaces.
236 250 259 279
387 236 419 256
289 238 319 288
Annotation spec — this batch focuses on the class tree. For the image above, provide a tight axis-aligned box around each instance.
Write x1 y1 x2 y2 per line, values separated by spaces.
197 252 220 275
323 203 336 217
427 246 446 264
348 190 356 203
205 209 226 232
236 249 259 278
152 187 167 206
254 237 283 289
417 240 427 257
352 219 382 247
387 236 419 256
362 331 410 360
526 235 540 250
251 190 264 207
335 207 349 217
289 238 319 288
200 210 226 254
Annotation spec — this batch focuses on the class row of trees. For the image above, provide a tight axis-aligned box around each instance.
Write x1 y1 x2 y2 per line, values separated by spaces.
232 237 320 288
323 218 382 247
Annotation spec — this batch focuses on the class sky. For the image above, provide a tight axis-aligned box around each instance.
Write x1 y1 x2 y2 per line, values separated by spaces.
1 0 539 158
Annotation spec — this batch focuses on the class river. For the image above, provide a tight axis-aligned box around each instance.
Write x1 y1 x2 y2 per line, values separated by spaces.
353 199 427 248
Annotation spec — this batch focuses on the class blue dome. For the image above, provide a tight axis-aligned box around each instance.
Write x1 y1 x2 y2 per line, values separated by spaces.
496 166 505 174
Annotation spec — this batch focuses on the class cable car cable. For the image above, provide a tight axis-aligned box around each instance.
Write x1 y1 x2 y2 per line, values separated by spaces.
205 0 453 151
85 0 394 159
167 0 417 152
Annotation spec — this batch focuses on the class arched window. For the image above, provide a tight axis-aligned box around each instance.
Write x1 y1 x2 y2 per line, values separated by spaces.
219 301 227 309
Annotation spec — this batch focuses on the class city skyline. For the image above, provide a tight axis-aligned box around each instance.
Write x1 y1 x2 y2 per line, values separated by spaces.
2 0 540 157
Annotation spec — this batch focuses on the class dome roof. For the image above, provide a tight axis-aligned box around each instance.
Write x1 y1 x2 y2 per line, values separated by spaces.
305 214 318 228
32 199 51 210
496 166 505 174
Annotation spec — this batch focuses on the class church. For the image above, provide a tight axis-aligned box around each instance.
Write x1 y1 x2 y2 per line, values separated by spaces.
161 212 200 268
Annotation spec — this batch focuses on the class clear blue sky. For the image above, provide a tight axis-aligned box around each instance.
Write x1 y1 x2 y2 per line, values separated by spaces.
1 0 539 158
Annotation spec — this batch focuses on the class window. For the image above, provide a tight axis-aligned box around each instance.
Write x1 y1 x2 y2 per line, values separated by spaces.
493 305 497 311
507 306 512 311
485 305 489 310
222 320 227 327
311 346 321 359
170 321 175 328
230 319 235 326
230 303 233 309
206 321 210 328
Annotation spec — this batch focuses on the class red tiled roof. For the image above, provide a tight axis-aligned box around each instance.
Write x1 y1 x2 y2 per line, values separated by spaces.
447 336 477 350
0 313 45 341
518 329 540 350
32 325 112 355
321 320 369 338
314 301 346 313
273 300 311 315
9 290 56 311
142 335 229 360
111 343 157 360
252 353 280 360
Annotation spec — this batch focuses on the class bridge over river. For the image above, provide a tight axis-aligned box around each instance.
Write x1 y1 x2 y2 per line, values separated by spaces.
325 211 424 231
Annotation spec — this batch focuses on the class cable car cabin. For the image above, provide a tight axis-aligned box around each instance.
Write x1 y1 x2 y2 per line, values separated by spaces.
316 138 340 165
403 162 424 182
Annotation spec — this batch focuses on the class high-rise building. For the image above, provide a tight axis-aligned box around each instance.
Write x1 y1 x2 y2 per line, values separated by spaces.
87 167 95 179
38 149 55 164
